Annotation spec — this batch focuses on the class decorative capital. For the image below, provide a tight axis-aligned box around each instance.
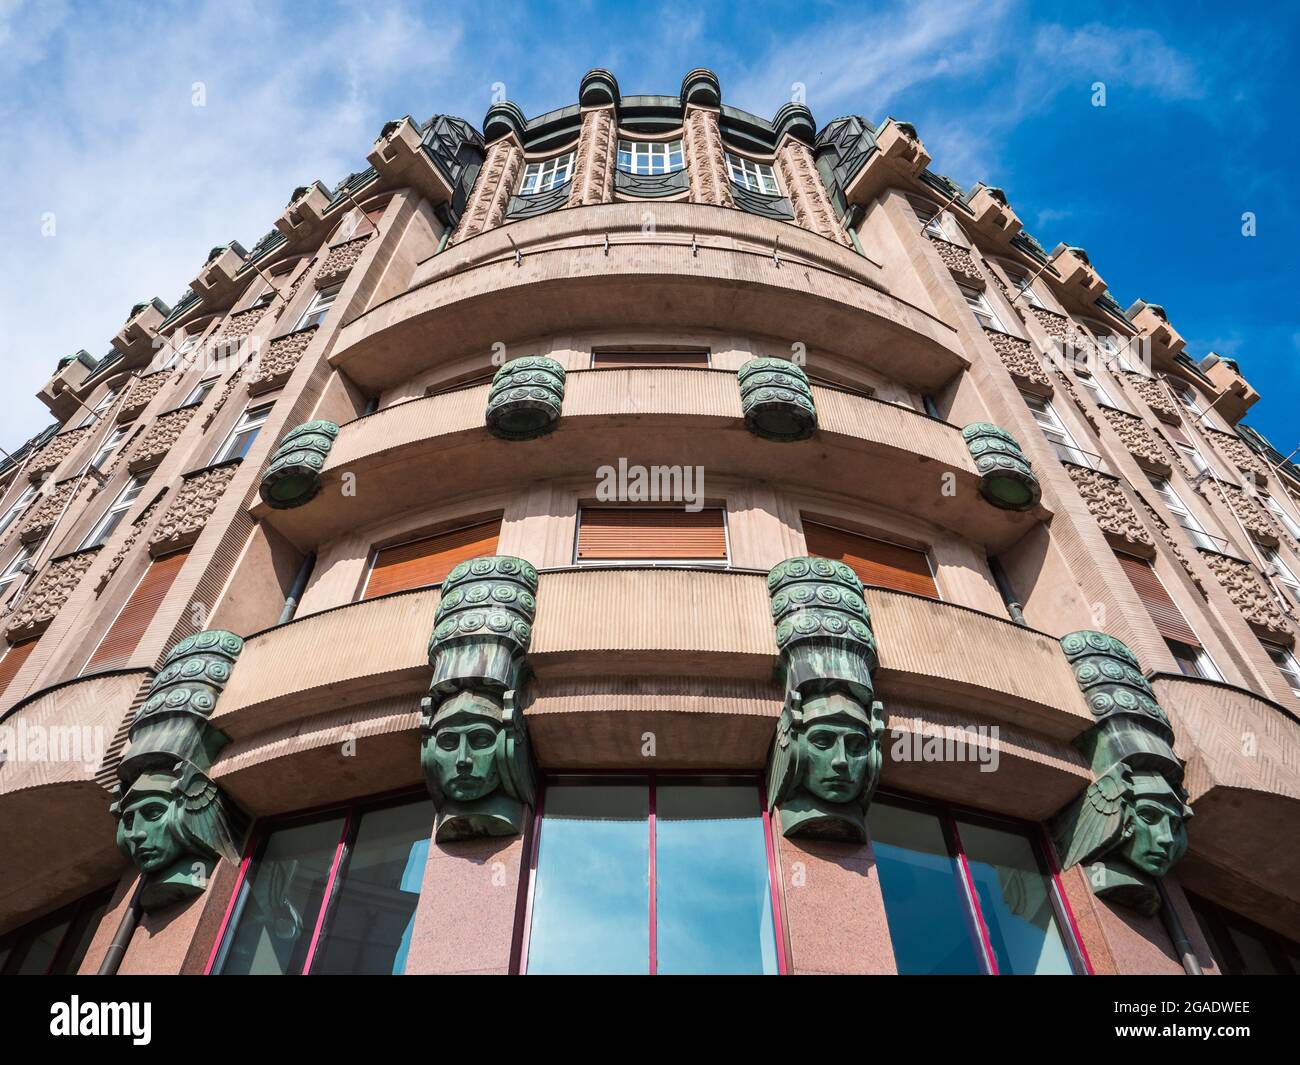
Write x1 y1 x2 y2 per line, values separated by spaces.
962 422 1041 511
738 358 817 442
486 357 566 440
260 420 338 509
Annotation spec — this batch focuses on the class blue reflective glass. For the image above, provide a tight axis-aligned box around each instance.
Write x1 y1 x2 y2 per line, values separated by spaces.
956 818 1075 975
526 782 650 974
868 800 985 974
655 784 777 974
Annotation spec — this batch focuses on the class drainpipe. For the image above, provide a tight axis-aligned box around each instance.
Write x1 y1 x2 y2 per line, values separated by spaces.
1156 879 1203 975
96 879 144 976
277 551 316 625
989 557 1027 625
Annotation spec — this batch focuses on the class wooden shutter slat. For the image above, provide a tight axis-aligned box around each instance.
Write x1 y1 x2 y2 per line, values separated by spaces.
592 351 709 369
577 508 726 559
1115 552 1199 645
86 549 190 672
0 637 40 700
364 520 501 599
803 520 938 598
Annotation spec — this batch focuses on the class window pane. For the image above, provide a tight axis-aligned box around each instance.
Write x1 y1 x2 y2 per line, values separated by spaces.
955 818 1075 974
527 783 649 974
311 798 433 975
655 783 777 975
215 815 345 975
869 800 985 973
11 918 71 975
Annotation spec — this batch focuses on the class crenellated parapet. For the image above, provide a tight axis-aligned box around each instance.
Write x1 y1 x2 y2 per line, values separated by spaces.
420 556 538 841
765 557 886 842
1052 631 1191 915
110 631 249 912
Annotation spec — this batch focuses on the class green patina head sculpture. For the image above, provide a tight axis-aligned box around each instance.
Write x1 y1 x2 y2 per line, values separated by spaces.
420 690 535 842
765 556 886 841
111 764 248 911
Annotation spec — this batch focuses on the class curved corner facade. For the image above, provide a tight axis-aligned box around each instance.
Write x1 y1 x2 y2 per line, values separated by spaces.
1 68 1297 977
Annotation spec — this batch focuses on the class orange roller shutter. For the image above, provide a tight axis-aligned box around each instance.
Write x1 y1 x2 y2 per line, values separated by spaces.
591 351 710 369
1114 551 1200 645
85 549 190 672
802 520 938 598
577 507 727 560
363 519 501 599
0 637 40 700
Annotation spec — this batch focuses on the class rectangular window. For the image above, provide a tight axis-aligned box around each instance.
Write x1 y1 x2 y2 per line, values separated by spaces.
616 139 684 175
76 387 119 428
1165 638 1222 681
0 542 37 597
1174 439 1213 479
80 470 152 550
209 792 434 975
296 283 343 331
1021 392 1098 469
330 200 389 244
1264 495 1300 541
1076 372 1122 411
1260 544 1300 605
1114 551 1204 649
590 350 710 369
84 549 189 672
1145 474 1218 551
522 776 781 975
213 400 275 464
363 519 502 600
802 519 938 598
0 886 112 976
910 197 952 242
181 379 217 408
959 284 1005 333
519 153 574 195
1263 642 1300 698
0 484 37 538
869 795 1083 974
726 153 779 195
1002 266 1045 309
0 635 40 700
1188 892 1300 974
575 507 727 563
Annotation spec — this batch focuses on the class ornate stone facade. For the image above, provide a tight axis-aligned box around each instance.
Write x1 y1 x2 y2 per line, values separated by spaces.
1217 480 1289 547
983 328 1051 389
567 107 616 208
1207 428 1269 483
17 479 78 542
215 305 266 342
119 369 174 421
202 365 248 429
1099 406 1176 472
775 137 848 245
1137 497 1205 593
926 235 983 284
3 547 101 640
247 327 317 394
148 462 239 552
316 236 371 285
25 426 92 480
681 106 734 208
1122 371 1181 424
1064 463 1154 551
1197 550 1295 641
454 135 524 242
131 406 197 470
97 496 163 592
1029 304 1069 341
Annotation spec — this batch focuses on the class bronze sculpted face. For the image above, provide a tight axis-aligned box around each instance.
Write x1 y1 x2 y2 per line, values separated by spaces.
430 718 502 802
118 793 183 873
801 719 872 804
1120 773 1189 877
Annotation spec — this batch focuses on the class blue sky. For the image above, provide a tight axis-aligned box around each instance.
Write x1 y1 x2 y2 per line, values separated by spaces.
1 0 1295 456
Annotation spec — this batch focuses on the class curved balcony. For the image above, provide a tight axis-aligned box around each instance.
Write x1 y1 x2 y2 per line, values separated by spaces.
208 569 1089 814
254 368 1045 551
0 670 147 931
1153 674 1300 906
330 202 968 395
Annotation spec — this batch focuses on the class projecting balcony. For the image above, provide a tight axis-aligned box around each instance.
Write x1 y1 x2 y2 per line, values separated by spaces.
1152 674 1300 910
189 242 248 309
252 367 1046 550
329 202 969 396
207 569 1089 817
0 670 147 933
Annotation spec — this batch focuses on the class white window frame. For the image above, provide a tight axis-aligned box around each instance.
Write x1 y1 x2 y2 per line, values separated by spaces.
181 378 217 408
0 484 38 538
1076 372 1123 411
1002 266 1046 309
1264 495 1300 541
726 153 780 196
616 139 684 175
212 400 275 465
1085 322 1141 375
1022 392 1099 469
1176 441 1213 479
958 283 1006 333
295 283 343 331
519 153 574 195
1260 544 1300 604
0 542 37 595
1264 643 1300 697
1165 638 1223 682
79 471 151 550
87 424 132 472
1146 474 1218 551
77 387 119 428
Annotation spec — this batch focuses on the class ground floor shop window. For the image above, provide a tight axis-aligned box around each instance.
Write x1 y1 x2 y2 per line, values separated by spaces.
869 794 1086 974
521 775 783 974
208 791 433 975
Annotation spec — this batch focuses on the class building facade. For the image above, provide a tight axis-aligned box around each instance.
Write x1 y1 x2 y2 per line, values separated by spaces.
1 68 1297 976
